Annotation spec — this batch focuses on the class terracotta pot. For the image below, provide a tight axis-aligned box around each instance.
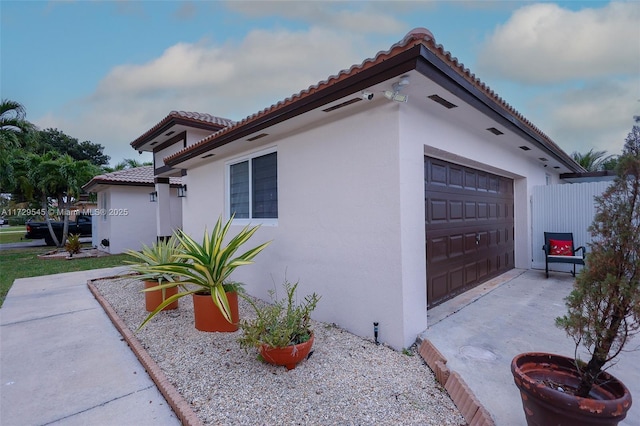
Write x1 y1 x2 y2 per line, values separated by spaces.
192 291 239 332
144 280 178 312
511 352 632 426
259 334 314 370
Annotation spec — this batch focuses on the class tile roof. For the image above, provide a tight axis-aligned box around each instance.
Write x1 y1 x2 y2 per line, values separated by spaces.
170 110 235 127
83 166 182 191
164 27 579 171
130 110 235 149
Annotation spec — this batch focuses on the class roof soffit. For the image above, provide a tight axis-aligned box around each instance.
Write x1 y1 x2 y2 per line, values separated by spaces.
162 28 582 173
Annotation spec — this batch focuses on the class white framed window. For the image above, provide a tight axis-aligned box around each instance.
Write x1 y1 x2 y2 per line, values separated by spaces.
226 147 278 224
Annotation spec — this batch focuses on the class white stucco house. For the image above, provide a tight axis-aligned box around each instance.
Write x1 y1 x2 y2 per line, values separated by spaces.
128 28 588 350
82 166 183 254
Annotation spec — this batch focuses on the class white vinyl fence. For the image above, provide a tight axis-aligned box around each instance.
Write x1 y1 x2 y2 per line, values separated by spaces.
531 181 611 272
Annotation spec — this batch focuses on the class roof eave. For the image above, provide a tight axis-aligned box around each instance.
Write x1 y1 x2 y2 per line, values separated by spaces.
164 29 584 173
165 45 423 167
130 116 227 151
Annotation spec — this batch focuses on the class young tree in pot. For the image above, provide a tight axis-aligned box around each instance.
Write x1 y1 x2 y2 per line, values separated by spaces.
125 236 185 312
238 280 320 370
557 128 640 396
138 215 271 331
512 127 639 425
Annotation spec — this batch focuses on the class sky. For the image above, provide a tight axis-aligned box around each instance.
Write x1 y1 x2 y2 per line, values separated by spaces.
1 0 639 168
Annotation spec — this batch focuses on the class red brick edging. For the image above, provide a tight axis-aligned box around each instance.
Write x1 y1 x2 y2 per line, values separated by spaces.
88 280 203 426
418 339 495 426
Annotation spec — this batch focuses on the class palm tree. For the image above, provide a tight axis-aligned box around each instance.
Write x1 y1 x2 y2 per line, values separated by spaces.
0 99 35 149
571 149 613 172
45 154 99 246
102 158 152 173
23 152 99 247
0 100 36 192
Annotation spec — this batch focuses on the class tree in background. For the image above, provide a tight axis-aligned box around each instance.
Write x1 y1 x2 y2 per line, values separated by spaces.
0 99 35 148
1 101 108 236
23 152 100 246
103 158 153 173
0 100 36 194
571 148 615 172
30 128 110 167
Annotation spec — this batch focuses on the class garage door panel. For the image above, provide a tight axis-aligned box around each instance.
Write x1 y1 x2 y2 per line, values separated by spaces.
430 199 448 222
478 259 489 279
464 233 477 252
465 263 477 284
450 267 464 291
450 200 463 219
430 273 449 301
430 163 448 185
425 157 514 308
430 237 448 262
465 202 476 219
450 235 464 258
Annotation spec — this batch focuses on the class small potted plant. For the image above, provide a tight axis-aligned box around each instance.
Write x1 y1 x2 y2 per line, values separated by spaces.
511 127 639 425
238 280 320 370
138 215 270 332
125 236 184 312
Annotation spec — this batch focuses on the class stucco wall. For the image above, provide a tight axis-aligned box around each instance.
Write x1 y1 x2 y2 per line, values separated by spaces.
154 129 212 168
181 100 562 350
96 186 183 254
183 104 412 348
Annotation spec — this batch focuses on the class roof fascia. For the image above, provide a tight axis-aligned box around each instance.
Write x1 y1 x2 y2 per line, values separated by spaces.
131 117 225 150
414 45 582 172
165 45 424 167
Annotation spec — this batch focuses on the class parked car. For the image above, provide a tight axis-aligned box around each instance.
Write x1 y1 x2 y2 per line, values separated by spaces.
25 215 92 246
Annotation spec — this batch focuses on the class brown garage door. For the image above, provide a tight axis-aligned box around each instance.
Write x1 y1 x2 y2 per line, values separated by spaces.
425 157 514 308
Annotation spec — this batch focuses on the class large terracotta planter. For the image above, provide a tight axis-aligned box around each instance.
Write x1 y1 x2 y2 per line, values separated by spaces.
144 281 178 312
260 334 314 370
192 291 239 332
511 352 632 426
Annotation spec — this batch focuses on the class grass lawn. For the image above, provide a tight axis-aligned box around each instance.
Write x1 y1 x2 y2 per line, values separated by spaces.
0 246 131 308
0 226 32 244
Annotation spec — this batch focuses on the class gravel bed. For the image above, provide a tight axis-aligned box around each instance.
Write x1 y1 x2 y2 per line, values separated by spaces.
91 276 465 426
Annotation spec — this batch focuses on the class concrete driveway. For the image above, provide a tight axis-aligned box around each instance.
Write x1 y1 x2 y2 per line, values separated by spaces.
420 268 639 426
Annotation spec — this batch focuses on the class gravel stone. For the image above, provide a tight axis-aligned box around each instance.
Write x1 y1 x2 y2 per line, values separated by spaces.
92 277 466 426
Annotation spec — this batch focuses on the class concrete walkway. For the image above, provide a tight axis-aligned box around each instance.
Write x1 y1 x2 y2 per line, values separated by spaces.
0 267 181 426
421 268 639 426
2 266 638 426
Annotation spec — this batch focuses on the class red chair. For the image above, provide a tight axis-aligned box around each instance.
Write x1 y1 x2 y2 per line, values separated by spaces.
543 232 585 278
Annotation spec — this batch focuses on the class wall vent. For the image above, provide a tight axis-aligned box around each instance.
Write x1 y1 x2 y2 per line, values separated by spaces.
165 131 175 136
486 127 504 135
539 157 549 162
201 153 215 159
428 94 457 109
519 146 531 151
150 141 158 146
322 97 362 112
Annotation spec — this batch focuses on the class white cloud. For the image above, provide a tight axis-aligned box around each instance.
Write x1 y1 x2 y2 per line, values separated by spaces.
532 78 640 156
477 2 640 84
36 26 378 166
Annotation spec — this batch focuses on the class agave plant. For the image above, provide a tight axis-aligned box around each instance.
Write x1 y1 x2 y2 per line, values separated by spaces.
125 235 184 284
65 233 82 256
138 215 271 329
